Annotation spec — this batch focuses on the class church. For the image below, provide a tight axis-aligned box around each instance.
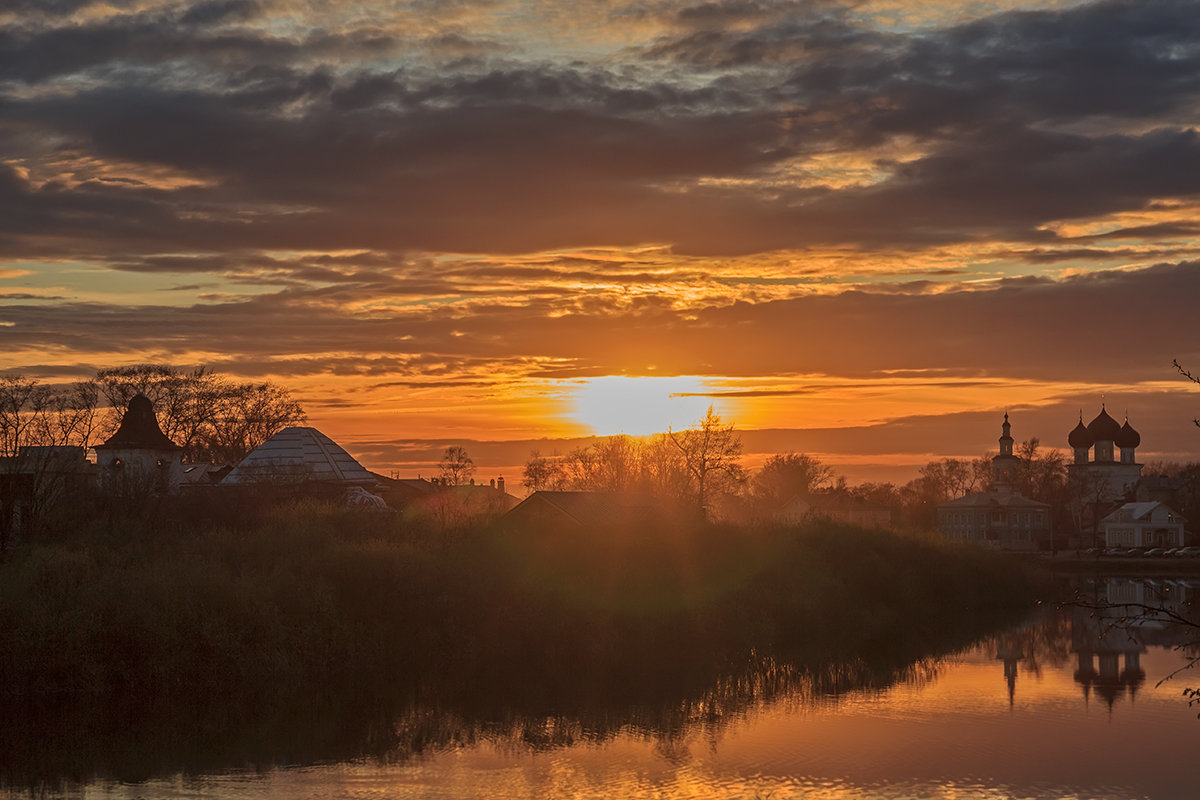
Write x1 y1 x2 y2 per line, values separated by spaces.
936 414 1052 551
1067 405 1142 503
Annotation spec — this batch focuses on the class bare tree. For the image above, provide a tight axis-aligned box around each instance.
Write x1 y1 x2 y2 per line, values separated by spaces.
523 450 568 491
0 376 100 545
96 364 305 462
1176 359 1200 428
439 446 475 486
668 406 744 516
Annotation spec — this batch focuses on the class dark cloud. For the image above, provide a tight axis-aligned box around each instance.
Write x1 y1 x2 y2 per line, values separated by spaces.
3 260 1198 386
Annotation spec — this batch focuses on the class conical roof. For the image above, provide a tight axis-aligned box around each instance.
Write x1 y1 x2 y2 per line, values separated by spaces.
222 426 376 485
96 393 180 450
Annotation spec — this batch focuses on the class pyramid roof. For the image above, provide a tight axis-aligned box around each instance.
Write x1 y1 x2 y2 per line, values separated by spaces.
221 426 376 486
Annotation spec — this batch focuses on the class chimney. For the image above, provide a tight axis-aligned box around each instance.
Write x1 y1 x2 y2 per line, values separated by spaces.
497 476 506 494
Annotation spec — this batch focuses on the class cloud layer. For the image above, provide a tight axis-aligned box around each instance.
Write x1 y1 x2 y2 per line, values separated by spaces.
3 0 1200 475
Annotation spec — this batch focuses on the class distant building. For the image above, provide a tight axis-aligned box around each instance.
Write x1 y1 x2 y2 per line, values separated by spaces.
1099 501 1187 548
221 426 378 488
93 393 183 495
1068 405 1142 503
1 445 94 547
936 414 1051 550
777 493 892 528
501 491 672 532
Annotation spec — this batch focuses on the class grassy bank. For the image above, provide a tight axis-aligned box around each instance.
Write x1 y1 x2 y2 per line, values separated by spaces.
0 505 1039 711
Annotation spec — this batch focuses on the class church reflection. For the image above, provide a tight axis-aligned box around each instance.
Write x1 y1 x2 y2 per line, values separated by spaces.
996 577 1198 713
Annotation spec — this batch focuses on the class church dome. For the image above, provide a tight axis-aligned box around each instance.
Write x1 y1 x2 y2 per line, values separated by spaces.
1116 418 1141 449
1068 418 1094 449
1086 406 1121 442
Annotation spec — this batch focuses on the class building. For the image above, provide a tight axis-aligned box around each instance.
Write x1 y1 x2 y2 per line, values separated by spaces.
936 414 1051 550
93 393 184 495
221 426 378 488
1067 406 1145 546
500 491 672 532
1099 501 1187 548
777 493 892 528
1067 406 1142 503
1 445 94 547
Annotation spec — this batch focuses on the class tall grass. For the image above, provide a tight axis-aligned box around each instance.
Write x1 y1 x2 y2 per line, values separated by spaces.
0 503 1042 784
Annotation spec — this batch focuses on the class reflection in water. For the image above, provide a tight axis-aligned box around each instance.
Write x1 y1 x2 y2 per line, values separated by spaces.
5 576 1200 799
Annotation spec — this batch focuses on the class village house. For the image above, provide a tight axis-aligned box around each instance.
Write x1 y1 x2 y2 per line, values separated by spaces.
501 490 676 532
1099 501 1187 549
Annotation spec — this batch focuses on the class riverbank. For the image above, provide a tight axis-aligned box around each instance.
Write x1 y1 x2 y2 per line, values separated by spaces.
0 505 1044 784
0 505 1041 701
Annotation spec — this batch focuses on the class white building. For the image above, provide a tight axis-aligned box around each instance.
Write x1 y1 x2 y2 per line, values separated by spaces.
1067 406 1142 503
1099 502 1187 548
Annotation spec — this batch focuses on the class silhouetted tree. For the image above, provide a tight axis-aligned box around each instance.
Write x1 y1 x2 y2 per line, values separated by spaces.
96 364 305 463
1176 359 1200 428
752 452 832 511
668 406 744 516
0 376 100 544
439 446 475 486
522 450 568 491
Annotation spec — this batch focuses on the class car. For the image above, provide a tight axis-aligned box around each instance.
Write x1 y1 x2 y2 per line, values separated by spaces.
1145 548 1170 558
1178 547 1200 558
1126 548 1146 558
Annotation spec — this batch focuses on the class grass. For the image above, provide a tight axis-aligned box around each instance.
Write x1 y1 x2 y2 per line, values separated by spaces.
0 502 1042 785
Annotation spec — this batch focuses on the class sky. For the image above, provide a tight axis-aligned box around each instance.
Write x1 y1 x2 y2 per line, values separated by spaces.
3 0 1200 485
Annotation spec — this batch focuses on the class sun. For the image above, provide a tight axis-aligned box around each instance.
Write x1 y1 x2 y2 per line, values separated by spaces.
569 376 717 437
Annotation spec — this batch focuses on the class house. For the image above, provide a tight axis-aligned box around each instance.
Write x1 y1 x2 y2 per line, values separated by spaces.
500 491 673 532
778 493 892 528
1099 501 1187 548
1 445 94 548
937 414 1052 550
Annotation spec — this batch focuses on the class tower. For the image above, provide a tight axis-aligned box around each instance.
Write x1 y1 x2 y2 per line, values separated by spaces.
992 412 1020 491
93 393 183 495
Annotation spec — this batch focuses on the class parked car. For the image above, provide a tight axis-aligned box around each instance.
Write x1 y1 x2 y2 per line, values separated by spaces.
1177 546 1200 558
1145 548 1170 558
1126 548 1146 558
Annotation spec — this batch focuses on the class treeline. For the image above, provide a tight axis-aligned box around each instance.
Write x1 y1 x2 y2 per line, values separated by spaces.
521 409 1075 531
0 364 305 463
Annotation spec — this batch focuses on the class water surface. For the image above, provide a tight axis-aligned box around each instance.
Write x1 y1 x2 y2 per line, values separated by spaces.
13 576 1200 800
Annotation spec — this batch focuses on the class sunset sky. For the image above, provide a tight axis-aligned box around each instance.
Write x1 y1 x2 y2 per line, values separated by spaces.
3 0 1200 484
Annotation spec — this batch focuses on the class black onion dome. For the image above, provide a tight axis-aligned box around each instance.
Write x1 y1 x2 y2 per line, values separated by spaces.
1116 419 1141 449
1086 407 1121 442
1069 419 1094 449
97 393 180 450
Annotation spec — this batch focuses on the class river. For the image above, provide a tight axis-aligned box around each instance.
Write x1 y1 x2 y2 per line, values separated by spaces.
8 575 1200 799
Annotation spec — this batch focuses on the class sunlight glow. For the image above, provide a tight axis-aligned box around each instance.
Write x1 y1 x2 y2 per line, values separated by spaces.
570 376 718 436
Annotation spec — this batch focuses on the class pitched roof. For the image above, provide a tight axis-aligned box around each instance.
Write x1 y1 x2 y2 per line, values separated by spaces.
507 491 660 525
221 426 376 485
1101 501 1185 523
938 490 1049 510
